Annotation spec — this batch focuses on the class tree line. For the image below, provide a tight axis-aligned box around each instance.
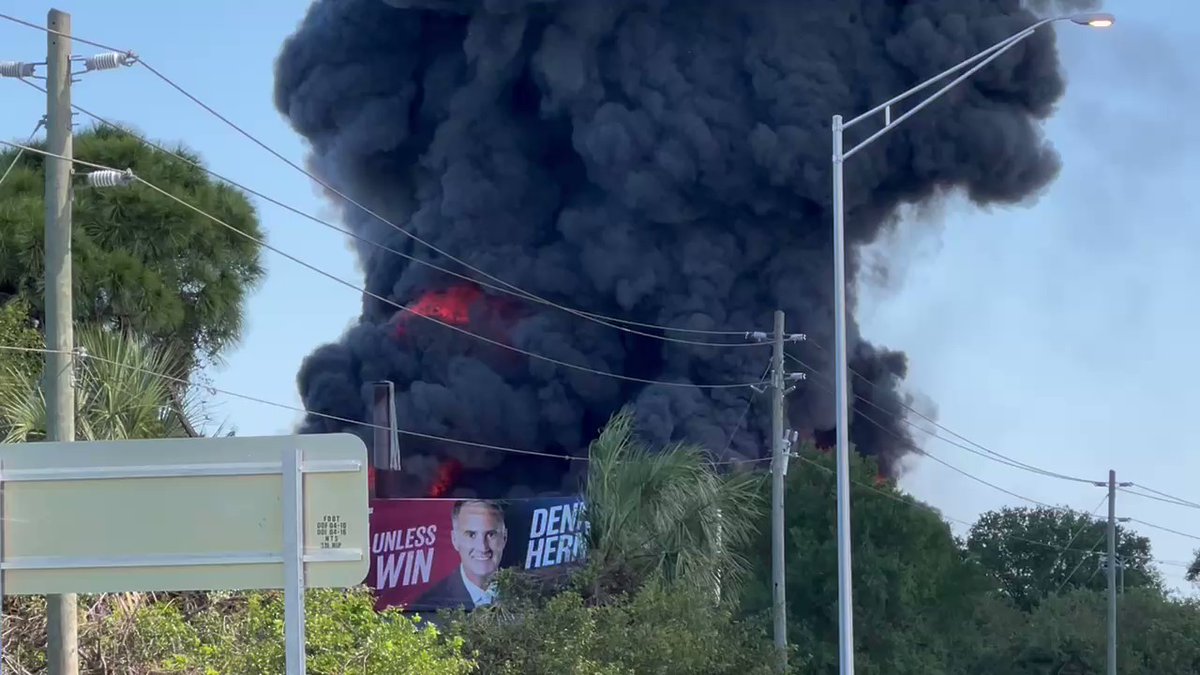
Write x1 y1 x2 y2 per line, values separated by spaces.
3 127 1200 674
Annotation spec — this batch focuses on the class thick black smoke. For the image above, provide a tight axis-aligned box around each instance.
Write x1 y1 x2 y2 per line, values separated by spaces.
276 0 1073 497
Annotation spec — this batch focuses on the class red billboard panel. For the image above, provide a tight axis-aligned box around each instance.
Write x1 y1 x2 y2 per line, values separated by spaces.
367 496 588 611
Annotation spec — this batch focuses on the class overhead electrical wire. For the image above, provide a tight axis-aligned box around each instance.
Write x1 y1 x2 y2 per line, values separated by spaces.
0 118 42 188
784 352 1099 490
792 453 1146 560
1121 483 1200 511
1127 518 1200 543
0 138 768 392
793 344 1096 484
789 347 1200 524
9 78 768 351
0 343 766 468
794 453 1193 575
1051 532 1108 595
132 60 768 336
0 10 763 341
720 362 771 457
851 401 1058 510
786 350 1200 572
1043 494 1110 586
0 10 126 52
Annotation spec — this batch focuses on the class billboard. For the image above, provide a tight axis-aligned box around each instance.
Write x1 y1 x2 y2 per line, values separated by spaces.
367 496 588 611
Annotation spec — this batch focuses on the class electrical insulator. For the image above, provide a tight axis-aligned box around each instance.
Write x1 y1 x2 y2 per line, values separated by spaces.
84 52 135 72
85 169 134 188
0 61 35 78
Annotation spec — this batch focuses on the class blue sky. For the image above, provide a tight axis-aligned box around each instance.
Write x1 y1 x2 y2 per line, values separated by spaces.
2 0 1198 593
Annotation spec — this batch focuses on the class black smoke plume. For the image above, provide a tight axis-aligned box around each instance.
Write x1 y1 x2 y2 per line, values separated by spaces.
275 0 1073 497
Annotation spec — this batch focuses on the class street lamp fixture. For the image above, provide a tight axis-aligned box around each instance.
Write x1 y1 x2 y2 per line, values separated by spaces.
1072 12 1116 28
826 12 1114 675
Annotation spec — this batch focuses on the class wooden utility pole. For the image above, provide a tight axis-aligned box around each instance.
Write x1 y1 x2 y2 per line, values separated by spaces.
44 8 79 675
770 310 787 673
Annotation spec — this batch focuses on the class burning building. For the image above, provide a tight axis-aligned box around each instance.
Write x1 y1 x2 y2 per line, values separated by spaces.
275 0 1075 498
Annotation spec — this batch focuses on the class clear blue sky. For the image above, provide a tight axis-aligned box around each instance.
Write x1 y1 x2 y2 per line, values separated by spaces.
3 0 1198 594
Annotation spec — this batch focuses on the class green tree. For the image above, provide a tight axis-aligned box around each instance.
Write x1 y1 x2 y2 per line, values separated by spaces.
975 588 1200 674
4 588 476 674
582 407 766 600
740 448 991 674
966 506 1160 610
0 124 264 370
0 298 41 377
0 326 198 442
446 409 774 675
449 581 772 675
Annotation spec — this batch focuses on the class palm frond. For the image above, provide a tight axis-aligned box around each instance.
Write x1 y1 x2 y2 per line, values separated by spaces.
0 327 203 442
584 407 766 600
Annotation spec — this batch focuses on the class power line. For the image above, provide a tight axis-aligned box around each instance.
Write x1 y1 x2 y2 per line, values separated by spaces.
0 10 127 53
785 350 1200 565
791 452 1193 575
0 118 42 188
135 56 756 337
0 344 580 461
793 453 1104 556
1127 518 1200 543
720 362 770 456
1122 483 1200 511
1052 532 1108 596
0 343 768 468
854 404 1059 510
788 349 1095 484
0 343 1184 567
8 77 770 352
1043 495 1110 593
784 352 1087 508
1119 487 1200 511
0 10 766 340
801 340 1196 516
0 138 767 392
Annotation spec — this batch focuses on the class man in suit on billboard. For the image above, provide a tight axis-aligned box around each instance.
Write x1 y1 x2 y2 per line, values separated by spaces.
421 499 508 608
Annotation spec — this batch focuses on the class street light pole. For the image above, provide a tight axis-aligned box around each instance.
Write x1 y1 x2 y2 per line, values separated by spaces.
829 112 853 674
828 12 1114 674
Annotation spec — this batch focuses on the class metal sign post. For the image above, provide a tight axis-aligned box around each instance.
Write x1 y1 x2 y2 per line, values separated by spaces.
282 448 307 675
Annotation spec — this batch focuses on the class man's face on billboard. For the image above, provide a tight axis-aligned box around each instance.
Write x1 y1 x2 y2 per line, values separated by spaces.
451 502 507 585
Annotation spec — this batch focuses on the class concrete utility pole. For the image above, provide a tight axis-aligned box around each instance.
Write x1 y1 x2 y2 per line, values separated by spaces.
1106 469 1117 675
44 9 79 675
42 10 79 672
770 310 787 673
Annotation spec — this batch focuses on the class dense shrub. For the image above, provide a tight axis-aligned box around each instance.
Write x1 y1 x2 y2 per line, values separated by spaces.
446 573 773 675
2 588 472 674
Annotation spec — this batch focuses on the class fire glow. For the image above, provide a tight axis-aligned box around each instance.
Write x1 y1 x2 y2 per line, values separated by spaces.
428 459 462 498
395 285 484 337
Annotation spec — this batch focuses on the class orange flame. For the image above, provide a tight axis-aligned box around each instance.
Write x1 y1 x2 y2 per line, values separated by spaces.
395 285 484 337
428 459 463 498
409 285 483 325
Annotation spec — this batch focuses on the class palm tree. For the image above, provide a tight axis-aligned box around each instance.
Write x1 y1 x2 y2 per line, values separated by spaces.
0 325 202 442
583 408 766 601
0 326 213 670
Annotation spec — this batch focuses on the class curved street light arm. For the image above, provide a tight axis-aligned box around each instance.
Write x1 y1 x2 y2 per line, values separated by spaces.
842 24 1038 161
843 17 1055 131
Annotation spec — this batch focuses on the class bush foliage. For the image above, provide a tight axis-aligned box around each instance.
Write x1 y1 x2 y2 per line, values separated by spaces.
2 589 472 675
